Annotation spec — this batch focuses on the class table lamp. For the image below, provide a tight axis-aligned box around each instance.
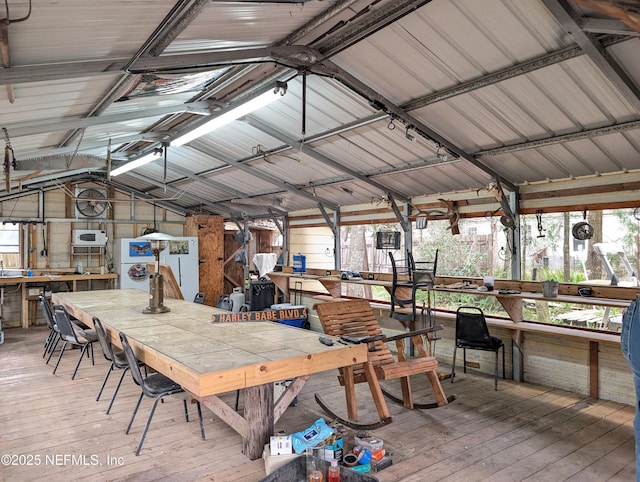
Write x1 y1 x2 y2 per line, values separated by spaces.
137 232 176 314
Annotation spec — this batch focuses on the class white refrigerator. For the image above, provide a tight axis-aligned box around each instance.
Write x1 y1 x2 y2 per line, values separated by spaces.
115 237 199 301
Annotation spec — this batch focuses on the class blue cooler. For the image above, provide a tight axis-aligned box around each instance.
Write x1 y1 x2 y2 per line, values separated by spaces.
270 303 309 329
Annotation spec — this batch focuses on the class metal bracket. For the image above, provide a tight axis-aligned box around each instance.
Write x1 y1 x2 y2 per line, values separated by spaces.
317 202 338 237
230 214 244 234
490 178 516 222
387 192 409 233
267 208 284 236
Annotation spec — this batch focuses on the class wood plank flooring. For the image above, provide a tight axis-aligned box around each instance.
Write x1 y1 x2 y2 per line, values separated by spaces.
0 327 635 481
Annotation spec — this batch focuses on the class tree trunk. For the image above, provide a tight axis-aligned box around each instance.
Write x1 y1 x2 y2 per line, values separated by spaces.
585 211 603 280
563 212 570 282
521 217 528 279
346 225 371 298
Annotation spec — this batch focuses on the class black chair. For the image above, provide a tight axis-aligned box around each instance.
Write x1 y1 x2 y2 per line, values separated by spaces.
40 295 60 360
51 305 98 379
451 306 505 390
94 317 145 414
119 332 205 456
42 295 94 363
389 251 416 329
389 250 438 331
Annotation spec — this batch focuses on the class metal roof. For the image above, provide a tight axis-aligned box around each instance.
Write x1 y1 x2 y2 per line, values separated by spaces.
1 0 639 220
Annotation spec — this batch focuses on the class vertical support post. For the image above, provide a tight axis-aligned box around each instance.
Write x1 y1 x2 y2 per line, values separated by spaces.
510 190 521 281
512 338 523 382
243 220 250 301
403 202 412 256
333 210 340 271
589 341 599 399
282 216 289 267
508 189 523 382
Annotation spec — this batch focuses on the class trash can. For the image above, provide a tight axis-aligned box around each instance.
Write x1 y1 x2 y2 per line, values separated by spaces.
249 279 275 311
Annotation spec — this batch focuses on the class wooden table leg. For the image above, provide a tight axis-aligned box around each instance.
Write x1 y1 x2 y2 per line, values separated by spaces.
243 383 274 460
197 378 309 461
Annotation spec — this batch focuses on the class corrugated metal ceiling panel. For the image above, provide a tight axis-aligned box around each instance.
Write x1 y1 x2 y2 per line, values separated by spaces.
6 76 122 152
248 76 377 140
246 153 347 187
307 120 439 173
8 1 178 63
168 1 337 53
609 39 640 85
410 54 639 154
374 161 493 197
193 123 283 161
332 0 569 105
480 130 640 184
164 147 231 174
1 0 639 220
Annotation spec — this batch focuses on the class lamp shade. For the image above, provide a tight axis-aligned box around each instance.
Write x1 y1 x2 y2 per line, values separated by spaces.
136 232 178 242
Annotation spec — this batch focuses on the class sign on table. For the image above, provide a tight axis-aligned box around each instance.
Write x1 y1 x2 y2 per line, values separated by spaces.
212 307 307 323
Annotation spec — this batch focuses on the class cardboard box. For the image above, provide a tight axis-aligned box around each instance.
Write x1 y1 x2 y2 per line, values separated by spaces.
263 444 300 476
269 435 292 455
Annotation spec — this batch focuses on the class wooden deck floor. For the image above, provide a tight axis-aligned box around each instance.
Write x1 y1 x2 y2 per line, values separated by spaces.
0 327 636 482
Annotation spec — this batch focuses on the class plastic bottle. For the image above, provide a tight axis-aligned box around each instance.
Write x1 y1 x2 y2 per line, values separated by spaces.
308 469 323 482
26 267 32 277
306 448 323 482
327 459 340 482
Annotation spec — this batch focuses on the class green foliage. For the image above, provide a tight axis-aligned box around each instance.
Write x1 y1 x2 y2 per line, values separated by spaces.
413 220 489 277
338 208 637 332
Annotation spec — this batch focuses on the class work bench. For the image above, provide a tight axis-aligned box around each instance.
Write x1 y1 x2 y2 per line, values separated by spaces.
0 272 118 328
268 268 639 400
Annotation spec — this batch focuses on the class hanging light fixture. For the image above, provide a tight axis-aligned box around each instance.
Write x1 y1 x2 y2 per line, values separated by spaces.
110 147 163 177
109 82 287 177
137 232 176 314
170 81 287 147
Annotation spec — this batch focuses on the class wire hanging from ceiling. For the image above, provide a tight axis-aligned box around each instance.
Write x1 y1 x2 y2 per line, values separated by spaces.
2 127 15 193
163 143 168 192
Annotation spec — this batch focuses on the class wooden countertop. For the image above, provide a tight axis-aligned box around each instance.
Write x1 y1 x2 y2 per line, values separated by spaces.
0 272 118 284
268 271 633 308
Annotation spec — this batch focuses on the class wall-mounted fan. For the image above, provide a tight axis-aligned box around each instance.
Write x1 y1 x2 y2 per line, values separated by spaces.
572 221 594 240
500 215 515 229
75 188 108 218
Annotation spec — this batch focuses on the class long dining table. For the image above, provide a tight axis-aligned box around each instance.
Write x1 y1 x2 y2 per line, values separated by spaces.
52 289 368 460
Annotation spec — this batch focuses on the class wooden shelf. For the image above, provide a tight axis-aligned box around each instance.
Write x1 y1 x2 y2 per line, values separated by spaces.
71 245 105 256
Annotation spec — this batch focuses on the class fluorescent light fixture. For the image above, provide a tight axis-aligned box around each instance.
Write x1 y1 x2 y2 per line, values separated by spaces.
170 86 285 147
110 151 162 177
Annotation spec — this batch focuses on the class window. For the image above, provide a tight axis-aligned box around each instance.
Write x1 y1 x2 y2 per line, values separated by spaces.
0 224 21 268
335 208 640 332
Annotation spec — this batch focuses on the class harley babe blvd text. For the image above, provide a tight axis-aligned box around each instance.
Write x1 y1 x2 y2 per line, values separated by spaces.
211 307 307 324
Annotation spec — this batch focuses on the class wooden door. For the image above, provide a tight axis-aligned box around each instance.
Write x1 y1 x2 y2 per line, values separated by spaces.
187 215 224 306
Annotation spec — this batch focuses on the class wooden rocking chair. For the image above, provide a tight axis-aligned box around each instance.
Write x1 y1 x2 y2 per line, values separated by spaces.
314 299 454 429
